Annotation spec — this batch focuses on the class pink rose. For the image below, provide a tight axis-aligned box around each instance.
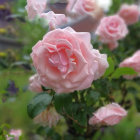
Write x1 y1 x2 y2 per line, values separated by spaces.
40 11 67 30
118 4 139 25
29 74 42 93
34 107 60 127
31 27 108 93
89 103 127 126
66 0 103 20
119 50 140 79
66 0 103 32
96 15 128 44
25 0 47 20
7 129 22 140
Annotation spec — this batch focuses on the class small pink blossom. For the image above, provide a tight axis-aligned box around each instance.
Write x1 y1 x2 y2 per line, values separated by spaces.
7 129 22 140
29 74 42 93
120 50 140 79
89 103 127 126
31 27 108 94
96 15 128 44
25 0 47 20
118 4 139 25
40 11 67 30
34 107 60 127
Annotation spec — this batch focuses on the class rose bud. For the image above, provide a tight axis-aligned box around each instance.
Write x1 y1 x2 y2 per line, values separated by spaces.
89 103 127 126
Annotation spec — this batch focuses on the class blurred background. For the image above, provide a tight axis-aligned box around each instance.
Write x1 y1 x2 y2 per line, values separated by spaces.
0 0 140 139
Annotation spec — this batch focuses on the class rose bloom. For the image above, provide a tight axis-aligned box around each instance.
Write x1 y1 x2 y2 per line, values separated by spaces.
89 103 127 126
96 15 128 44
119 50 140 79
31 27 108 94
40 11 67 30
118 4 139 25
66 0 103 32
66 0 103 20
29 74 42 93
25 0 47 20
34 107 60 127
7 129 22 140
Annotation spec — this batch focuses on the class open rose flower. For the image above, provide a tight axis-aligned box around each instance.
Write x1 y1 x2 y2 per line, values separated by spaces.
29 74 42 93
67 0 95 15
34 107 60 127
96 15 128 45
119 50 140 79
40 11 67 30
7 129 22 140
31 27 108 93
66 0 103 17
89 103 127 126
25 0 47 20
118 4 139 25
66 0 103 32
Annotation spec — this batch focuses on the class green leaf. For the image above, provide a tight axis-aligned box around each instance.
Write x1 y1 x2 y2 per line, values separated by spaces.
135 97 140 112
104 57 114 77
54 94 73 113
27 92 53 118
111 67 137 79
86 90 100 106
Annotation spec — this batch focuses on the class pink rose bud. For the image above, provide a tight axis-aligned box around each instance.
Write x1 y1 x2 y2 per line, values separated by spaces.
34 107 60 127
29 74 42 93
25 0 47 20
96 15 128 44
118 4 139 25
7 129 22 140
89 103 127 126
31 27 108 94
119 50 140 79
40 11 67 30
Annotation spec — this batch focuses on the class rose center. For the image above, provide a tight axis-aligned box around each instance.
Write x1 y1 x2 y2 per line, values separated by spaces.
49 49 69 73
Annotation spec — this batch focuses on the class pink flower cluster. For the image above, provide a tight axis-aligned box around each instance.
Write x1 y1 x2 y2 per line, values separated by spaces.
25 0 67 30
26 0 134 128
96 4 139 50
